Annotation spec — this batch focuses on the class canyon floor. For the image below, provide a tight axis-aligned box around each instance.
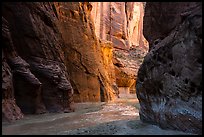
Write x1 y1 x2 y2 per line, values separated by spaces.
2 94 194 135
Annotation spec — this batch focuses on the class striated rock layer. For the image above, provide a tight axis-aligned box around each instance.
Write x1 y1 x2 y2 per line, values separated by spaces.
136 2 202 134
91 2 147 50
90 2 148 95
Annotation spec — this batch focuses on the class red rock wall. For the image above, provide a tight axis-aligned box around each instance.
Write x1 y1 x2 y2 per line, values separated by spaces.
90 2 148 95
2 2 75 119
54 2 118 102
91 2 147 50
2 52 24 122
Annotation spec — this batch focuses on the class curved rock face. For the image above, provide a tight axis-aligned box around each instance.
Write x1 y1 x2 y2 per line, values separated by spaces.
136 2 202 134
2 56 24 122
2 2 75 121
9 56 47 114
2 17 24 121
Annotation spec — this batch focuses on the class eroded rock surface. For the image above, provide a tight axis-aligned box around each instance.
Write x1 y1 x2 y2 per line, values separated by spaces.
113 47 147 96
9 56 46 114
136 2 202 134
27 57 74 113
90 2 148 95
2 58 24 122
2 17 23 121
2 2 119 122
91 2 147 50
2 2 74 121
54 2 118 102
143 2 199 50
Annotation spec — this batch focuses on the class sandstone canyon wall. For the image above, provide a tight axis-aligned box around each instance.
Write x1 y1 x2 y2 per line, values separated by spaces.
2 2 150 123
2 2 75 122
90 2 148 96
136 2 202 134
2 2 118 122
53 2 118 102
91 2 147 50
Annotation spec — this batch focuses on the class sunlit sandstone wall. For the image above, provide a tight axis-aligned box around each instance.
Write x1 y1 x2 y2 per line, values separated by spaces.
90 2 147 50
90 2 148 96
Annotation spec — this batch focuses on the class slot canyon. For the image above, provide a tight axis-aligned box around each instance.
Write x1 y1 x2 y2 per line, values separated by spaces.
2 2 202 135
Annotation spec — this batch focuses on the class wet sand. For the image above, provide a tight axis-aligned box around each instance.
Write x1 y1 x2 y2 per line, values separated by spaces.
2 94 194 135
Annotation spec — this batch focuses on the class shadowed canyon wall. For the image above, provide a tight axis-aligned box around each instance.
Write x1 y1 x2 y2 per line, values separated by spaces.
2 2 75 122
136 2 202 134
2 2 119 122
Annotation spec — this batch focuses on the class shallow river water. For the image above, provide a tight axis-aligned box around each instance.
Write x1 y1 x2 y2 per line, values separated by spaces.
2 94 194 135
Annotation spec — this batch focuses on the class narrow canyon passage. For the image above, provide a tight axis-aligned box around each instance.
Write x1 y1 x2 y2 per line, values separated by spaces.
2 2 202 135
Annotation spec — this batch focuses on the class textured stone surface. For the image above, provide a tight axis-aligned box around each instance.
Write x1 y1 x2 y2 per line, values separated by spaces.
113 46 147 96
2 14 46 115
2 2 75 121
27 57 74 113
2 2 119 117
136 3 202 134
90 2 148 95
10 56 47 114
2 17 24 121
126 2 146 48
91 2 127 49
100 40 119 99
2 58 24 122
91 2 147 50
54 2 118 102
143 2 199 50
